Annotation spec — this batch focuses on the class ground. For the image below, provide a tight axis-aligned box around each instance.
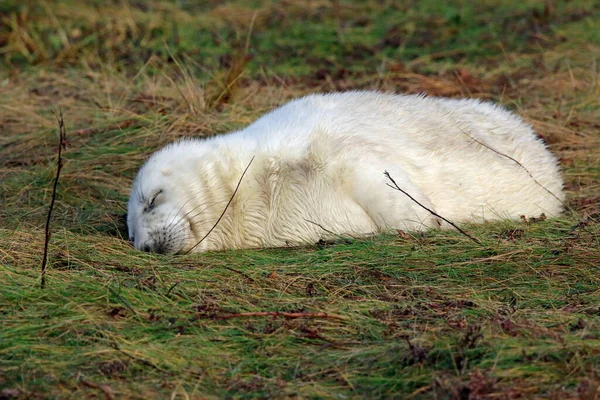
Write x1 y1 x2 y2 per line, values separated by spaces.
0 1 599 399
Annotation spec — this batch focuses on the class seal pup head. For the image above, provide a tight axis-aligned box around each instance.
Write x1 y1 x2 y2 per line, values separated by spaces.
127 141 204 254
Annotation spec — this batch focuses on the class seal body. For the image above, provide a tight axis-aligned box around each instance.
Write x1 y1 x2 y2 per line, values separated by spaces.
127 91 564 253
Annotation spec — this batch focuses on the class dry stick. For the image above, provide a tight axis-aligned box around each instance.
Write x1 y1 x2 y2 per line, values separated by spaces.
220 265 255 283
165 280 182 297
384 171 482 245
186 156 255 254
41 109 67 289
457 126 566 207
211 311 349 321
303 218 357 241
78 375 115 400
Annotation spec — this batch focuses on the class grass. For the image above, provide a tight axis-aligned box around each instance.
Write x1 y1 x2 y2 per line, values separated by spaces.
1 0 599 398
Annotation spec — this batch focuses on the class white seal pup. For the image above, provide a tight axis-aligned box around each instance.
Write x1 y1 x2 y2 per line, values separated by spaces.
127 91 564 254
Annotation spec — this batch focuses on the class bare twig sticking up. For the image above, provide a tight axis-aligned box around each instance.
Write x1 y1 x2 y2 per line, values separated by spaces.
186 156 255 254
384 171 482 245
457 126 565 207
41 109 68 288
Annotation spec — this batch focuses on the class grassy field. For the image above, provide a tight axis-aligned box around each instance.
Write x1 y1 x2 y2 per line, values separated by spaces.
1 0 599 398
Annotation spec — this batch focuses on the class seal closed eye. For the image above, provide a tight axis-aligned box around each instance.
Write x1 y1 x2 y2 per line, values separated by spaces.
144 189 163 212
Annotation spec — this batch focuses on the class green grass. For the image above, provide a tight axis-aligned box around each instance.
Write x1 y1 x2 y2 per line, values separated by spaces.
2 222 599 398
1 0 600 398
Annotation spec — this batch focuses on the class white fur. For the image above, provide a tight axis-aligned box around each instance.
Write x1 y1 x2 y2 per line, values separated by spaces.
127 91 564 253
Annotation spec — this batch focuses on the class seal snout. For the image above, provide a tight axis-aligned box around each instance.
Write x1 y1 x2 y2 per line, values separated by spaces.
140 240 168 254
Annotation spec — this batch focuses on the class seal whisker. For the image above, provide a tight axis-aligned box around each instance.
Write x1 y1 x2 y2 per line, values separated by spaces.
163 201 214 237
164 198 232 238
163 197 194 233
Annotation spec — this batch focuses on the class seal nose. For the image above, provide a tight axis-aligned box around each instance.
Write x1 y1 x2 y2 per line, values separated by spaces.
141 241 167 254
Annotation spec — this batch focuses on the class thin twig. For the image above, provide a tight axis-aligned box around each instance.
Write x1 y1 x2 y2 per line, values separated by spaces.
568 215 595 235
78 374 115 400
41 109 67 289
220 266 255 283
303 218 338 236
186 156 255 254
457 126 565 207
303 218 356 241
209 311 349 321
384 171 482 245
165 281 181 297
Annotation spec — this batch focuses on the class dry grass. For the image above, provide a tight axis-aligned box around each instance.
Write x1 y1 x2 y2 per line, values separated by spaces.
1 0 599 398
